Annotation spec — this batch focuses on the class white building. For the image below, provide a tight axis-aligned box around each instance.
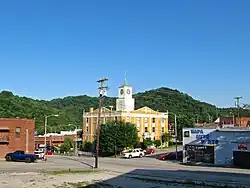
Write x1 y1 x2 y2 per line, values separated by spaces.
182 127 250 166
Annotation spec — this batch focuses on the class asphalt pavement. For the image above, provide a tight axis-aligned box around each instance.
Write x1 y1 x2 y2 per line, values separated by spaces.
2 148 250 187
0 147 180 173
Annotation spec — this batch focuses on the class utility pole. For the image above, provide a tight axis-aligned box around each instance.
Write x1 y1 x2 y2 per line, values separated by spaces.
234 96 242 126
95 78 108 168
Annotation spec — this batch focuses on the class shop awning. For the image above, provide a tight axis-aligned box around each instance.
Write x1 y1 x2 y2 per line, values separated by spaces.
0 127 10 131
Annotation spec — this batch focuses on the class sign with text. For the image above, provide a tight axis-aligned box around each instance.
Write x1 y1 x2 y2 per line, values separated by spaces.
196 133 219 145
191 129 204 134
183 128 216 146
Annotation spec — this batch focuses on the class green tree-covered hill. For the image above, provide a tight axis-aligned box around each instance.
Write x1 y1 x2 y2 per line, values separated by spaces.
0 87 249 134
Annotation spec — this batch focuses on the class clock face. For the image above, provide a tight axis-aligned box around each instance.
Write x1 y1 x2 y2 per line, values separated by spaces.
120 89 124 95
127 89 131 94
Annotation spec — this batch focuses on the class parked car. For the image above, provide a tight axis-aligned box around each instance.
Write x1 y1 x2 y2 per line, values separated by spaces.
5 150 37 163
158 151 183 161
122 149 145 159
34 149 45 159
144 148 155 155
46 150 54 155
77 151 93 157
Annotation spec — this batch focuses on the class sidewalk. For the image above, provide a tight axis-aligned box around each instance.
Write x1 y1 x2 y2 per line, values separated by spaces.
105 169 250 188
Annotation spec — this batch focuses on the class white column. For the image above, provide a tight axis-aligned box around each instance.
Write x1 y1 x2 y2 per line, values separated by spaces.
26 129 29 153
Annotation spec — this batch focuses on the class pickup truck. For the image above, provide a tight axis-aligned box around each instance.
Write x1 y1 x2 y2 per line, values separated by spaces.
5 150 37 163
122 148 145 159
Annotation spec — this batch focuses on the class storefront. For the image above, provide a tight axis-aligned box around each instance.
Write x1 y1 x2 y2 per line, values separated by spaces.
182 128 250 166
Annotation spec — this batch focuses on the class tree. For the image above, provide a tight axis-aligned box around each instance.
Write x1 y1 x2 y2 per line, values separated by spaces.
162 133 172 143
60 138 73 153
99 121 139 155
82 141 93 152
143 138 154 148
154 140 161 147
1 87 250 135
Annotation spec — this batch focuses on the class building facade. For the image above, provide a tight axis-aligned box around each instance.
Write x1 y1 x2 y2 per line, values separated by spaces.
0 118 35 158
182 127 250 166
34 129 82 148
214 116 250 127
82 82 168 142
236 117 250 127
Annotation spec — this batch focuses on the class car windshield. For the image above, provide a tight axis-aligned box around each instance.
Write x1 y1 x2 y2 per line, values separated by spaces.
14 151 24 154
124 150 133 153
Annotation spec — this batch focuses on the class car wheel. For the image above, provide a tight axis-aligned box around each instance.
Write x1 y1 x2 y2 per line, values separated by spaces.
25 157 32 163
6 156 12 161
129 155 132 159
139 154 143 158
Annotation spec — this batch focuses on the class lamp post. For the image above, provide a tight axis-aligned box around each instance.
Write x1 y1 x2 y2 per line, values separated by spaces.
109 106 113 120
168 112 178 160
44 114 59 154
174 114 178 160
68 124 79 156
230 112 235 126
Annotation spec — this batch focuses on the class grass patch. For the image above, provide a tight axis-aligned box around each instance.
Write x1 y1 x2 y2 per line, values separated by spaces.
47 169 100 175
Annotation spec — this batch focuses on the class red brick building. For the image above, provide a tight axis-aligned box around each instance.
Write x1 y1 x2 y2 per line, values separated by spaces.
0 118 35 158
236 117 250 127
34 130 82 148
214 116 250 127
34 134 76 148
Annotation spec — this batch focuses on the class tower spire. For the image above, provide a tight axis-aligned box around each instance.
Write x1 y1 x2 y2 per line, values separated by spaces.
124 71 127 86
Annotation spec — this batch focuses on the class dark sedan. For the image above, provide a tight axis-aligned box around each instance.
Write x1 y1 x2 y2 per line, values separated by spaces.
158 151 183 161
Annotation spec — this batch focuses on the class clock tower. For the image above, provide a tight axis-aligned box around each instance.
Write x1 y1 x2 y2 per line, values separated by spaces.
116 79 135 112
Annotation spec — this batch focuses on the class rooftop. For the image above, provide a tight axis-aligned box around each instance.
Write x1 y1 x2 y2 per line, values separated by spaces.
36 129 82 137
187 126 250 132
0 118 35 122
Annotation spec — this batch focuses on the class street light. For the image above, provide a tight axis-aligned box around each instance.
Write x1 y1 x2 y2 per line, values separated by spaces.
104 106 113 121
230 112 235 126
44 114 59 154
68 124 79 156
167 112 178 160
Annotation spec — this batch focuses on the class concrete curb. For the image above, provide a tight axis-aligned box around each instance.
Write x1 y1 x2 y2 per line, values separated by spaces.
104 169 249 188
180 162 234 168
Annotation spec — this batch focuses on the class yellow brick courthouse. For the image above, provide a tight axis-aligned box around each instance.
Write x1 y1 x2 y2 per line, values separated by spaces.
82 81 168 142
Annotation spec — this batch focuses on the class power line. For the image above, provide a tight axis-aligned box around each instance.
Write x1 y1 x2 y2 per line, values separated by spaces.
95 78 108 169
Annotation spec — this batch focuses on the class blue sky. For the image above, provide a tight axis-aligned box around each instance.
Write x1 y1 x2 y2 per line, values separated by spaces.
0 0 249 107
